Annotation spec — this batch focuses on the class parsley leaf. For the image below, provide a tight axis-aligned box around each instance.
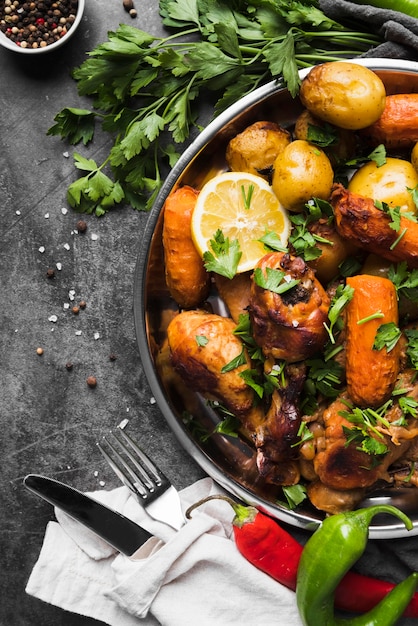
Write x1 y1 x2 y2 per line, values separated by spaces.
49 0 385 215
253 266 300 294
277 483 308 509
340 400 391 458
203 229 242 279
324 283 354 344
373 322 402 353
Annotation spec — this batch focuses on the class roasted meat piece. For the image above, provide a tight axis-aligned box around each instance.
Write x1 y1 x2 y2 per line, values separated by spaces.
331 183 418 268
166 310 264 433
313 395 410 492
249 252 330 362
255 362 306 486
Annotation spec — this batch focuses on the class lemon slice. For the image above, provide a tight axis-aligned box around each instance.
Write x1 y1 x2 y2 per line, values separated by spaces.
191 172 290 274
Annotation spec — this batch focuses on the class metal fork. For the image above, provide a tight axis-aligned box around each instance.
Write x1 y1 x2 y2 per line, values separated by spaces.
97 427 185 530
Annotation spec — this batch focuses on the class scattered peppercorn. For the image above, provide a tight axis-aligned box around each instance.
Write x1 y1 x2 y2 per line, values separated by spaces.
86 375 97 388
76 219 87 233
129 8 137 18
122 0 133 11
109 353 117 361
46 268 55 278
0 0 78 49
72 305 80 315
79 300 87 309
36 347 44 355
65 362 73 370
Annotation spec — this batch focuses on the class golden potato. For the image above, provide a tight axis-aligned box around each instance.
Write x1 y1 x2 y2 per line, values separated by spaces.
307 220 359 284
299 61 386 130
412 142 418 173
348 157 418 214
294 109 357 165
272 139 334 212
226 121 291 177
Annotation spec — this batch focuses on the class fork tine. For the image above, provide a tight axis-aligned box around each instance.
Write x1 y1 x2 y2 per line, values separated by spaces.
97 437 148 498
97 428 169 502
117 428 166 486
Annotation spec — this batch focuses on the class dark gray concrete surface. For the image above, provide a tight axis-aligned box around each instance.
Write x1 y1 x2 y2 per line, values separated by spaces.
3 3 418 626
0 2 204 624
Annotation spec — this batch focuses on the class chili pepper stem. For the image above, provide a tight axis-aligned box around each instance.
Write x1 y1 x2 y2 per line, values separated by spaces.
185 493 258 526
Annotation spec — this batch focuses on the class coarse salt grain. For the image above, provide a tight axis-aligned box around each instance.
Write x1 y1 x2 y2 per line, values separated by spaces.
118 418 129 429
99 480 106 487
16 210 21 216
150 397 156 405
61 207 68 215
63 152 69 158
48 315 58 323
63 303 70 310
75 330 82 336
56 262 62 270
64 243 70 251
94 332 100 340
39 246 45 253
91 233 98 241
44 213 49 219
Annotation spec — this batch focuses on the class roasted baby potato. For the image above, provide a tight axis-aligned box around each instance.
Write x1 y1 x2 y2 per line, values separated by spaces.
413 142 418 173
299 61 386 130
307 220 359 285
226 120 291 177
272 139 334 212
348 157 418 215
294 109 357 165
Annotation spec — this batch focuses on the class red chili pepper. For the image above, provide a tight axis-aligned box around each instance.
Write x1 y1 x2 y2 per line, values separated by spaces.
186 495 418 618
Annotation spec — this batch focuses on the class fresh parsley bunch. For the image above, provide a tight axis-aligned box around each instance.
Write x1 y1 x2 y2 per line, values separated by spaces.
48 0 383 216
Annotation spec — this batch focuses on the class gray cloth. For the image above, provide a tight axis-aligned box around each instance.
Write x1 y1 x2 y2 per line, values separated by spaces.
319 0 418 59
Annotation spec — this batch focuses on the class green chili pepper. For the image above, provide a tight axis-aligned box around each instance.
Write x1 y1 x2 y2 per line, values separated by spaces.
352 0 418 18
296 504 418 626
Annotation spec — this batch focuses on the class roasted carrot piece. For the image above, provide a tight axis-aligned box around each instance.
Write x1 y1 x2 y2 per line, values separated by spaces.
361 93 418 150
345 274 400 408
162 185 210 309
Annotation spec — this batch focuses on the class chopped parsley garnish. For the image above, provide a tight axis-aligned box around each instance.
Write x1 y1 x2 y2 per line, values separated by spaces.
221 347 247 373
258 230 288 253
203 229 241 279
288 198 333 262
277 484 308 510
306 122 339 147
405 328 418 369
323 283 354 344
373 322 402 352
195 334 209 347
340 399 392 458
241 183 254 210
253 266 300 294
388 262 418 304
357 311 384 325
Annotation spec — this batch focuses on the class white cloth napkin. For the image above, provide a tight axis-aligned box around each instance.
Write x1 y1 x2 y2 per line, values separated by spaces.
26 477 303 626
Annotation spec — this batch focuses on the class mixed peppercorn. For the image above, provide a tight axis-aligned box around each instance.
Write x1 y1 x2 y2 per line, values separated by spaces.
0 0 78 49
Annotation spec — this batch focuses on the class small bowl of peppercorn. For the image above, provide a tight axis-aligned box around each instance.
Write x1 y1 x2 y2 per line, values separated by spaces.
0 0 84 54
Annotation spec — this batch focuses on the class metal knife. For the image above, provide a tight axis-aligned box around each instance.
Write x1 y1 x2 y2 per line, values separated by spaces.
23 473 153 556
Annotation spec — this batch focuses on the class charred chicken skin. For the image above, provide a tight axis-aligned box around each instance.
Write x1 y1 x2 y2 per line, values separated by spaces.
331 183 418 268
249 252 330 362
255 362 306 486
